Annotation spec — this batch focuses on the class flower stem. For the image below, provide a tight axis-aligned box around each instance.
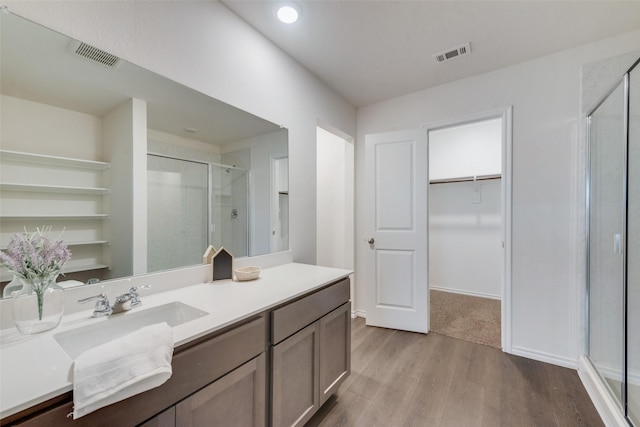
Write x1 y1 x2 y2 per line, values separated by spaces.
36 290 43 321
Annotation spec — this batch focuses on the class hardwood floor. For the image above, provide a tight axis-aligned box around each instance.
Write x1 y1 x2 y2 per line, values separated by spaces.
306 318 603 427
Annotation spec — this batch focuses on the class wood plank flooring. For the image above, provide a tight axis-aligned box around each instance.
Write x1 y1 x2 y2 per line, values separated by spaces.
306 318 603 427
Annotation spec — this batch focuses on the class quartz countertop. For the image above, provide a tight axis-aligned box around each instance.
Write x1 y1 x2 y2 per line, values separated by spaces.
0 262 352 419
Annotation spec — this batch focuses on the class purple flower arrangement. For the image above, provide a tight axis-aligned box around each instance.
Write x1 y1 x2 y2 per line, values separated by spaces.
0 228 71 280
1 228 71 323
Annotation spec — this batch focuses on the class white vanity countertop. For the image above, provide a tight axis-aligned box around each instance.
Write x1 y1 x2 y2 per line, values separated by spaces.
0 262 352 420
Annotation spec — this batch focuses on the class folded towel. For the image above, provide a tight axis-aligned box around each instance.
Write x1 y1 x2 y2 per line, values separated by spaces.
57 280 85 289
72 322 174 419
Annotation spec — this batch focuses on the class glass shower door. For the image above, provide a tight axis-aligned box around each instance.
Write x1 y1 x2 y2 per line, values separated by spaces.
628 63 640 426
588 80 626 405
147 155 209 273
210 165 249 257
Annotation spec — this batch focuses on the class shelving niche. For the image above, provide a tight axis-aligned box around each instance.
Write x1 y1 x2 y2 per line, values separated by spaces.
0 150 111 281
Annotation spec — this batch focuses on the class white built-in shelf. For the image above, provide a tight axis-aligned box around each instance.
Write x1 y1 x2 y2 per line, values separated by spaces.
62 263 109 274
67 240 109 246
0 182 110 195
0 214 110 221
1 263 109 282
0 150 110 170
1 241 109 251
0 150 112 281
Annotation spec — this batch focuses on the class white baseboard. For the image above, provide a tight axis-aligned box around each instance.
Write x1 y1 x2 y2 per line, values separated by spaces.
352 309 366 319
577 356 627 427
429 285 501 300
510 345 578 369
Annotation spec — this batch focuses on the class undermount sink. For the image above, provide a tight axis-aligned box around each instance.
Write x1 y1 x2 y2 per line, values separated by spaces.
54 301 209 358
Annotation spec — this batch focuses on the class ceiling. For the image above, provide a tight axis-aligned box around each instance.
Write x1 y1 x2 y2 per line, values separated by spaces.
1 11 281 146
221 0 640 107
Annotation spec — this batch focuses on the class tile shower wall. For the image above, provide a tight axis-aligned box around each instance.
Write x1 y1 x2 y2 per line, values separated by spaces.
147 155 209 273
147 132 217 273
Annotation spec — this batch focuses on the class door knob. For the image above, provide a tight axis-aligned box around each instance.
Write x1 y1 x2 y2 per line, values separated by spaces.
367 237 375 244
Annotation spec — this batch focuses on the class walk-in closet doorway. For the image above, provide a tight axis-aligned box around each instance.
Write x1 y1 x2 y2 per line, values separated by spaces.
423 108 512 350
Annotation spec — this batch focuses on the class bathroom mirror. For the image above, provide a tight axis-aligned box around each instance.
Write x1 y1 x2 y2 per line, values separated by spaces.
0 11 289 294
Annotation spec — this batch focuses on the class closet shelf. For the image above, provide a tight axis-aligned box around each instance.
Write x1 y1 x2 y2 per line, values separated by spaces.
0 182 110 195
0 150 111 170
429 173 502 185
0 214 110 221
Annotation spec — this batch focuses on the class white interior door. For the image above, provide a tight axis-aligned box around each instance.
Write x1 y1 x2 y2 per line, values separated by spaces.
364 129 429 333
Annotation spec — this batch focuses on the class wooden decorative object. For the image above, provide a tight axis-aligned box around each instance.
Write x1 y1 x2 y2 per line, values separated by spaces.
211 247 234 282
202 245 216 264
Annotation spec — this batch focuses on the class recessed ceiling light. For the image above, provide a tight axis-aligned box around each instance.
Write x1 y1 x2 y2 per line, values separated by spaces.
277 4 299 24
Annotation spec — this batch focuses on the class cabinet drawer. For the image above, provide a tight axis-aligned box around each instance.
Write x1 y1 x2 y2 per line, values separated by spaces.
272 278 349 344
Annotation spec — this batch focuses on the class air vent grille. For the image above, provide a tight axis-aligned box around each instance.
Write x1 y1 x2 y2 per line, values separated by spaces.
433 42 471 64
68 40 123 68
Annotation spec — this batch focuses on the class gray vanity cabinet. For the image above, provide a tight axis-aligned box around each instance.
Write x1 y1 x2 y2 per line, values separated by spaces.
5 315 267 427
137 407 175 427
272 322 321 426
3 277 351 427
271 279 351 427
175 353 266 426
319 302 351 404
138 354 266 427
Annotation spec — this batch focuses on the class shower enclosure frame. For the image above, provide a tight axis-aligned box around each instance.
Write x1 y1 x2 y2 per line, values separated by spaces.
148 152 251 261
586 57 640 427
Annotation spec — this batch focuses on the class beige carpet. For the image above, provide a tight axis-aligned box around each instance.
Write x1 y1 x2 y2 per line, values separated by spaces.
430 289 501 349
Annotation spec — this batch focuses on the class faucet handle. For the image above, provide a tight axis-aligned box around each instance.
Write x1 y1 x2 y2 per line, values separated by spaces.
129 285 151 307
78 293 112 317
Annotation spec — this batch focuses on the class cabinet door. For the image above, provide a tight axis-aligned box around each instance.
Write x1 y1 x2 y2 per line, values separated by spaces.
138 407 175 427
319 302 351 404
176 353 266 427
272 322 320 427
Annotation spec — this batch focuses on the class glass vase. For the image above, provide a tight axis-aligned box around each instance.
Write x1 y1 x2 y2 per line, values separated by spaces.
3 275 24 298
12 274 65 334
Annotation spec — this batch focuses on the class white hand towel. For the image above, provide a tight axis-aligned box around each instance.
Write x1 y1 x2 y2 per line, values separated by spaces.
57 280 85 289
72 322 174 419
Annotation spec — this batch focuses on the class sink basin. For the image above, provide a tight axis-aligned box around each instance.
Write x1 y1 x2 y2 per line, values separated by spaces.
54 302 209 358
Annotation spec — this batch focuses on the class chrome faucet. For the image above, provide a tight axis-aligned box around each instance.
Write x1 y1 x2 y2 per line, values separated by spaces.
78 285 151 317
77 293 112 317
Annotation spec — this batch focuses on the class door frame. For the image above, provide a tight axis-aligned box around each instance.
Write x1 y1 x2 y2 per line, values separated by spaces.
421 106 513 352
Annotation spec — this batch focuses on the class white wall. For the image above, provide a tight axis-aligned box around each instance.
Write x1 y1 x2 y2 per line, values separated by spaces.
1 94 102 160
429 118 502 180
147 128 222 164
316 127 354 270
4 1 357 265
429 180 502 299
103 98 147 278
356 29 640 367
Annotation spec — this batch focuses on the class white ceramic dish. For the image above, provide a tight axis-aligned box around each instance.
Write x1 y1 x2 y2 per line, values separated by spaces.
235 266 261 281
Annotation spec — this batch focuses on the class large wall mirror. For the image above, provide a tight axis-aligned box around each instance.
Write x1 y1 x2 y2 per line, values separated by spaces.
0 11 289 296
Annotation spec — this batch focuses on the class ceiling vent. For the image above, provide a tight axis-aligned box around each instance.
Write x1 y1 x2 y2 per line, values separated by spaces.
433 42 471 64
67 40 123 68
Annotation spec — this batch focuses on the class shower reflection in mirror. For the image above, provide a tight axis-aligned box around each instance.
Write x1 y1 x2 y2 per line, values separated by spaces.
147 147 288 273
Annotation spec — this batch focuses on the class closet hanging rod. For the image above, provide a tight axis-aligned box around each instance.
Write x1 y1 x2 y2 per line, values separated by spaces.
429 173 502 185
